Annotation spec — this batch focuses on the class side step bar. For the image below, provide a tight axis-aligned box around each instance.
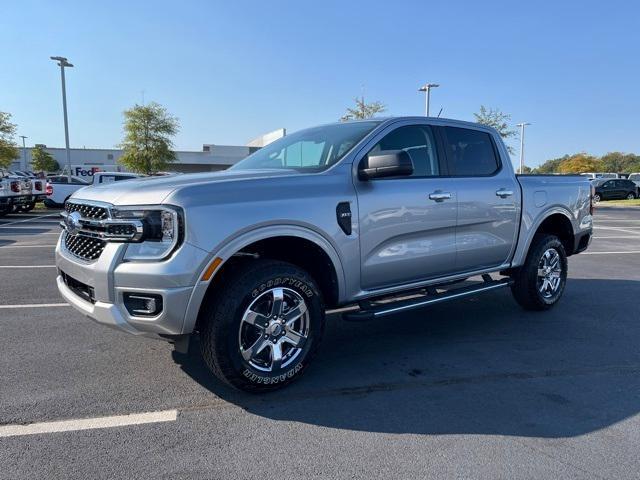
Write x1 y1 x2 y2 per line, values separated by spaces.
342 277 513 322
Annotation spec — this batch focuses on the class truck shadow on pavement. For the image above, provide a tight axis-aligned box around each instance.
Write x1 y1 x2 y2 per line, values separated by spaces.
174 278 640 438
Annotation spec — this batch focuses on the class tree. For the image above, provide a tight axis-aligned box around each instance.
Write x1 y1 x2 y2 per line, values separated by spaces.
118 102 179 175
474 106 518 154
0 111 19 169
600 152 640 173
341 96 386 121
557 153 602 173
535 156 566 174
31 146 59 172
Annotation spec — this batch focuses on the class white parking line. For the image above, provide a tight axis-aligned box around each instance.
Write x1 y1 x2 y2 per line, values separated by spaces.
593 226 640 235
0 225 60 229
0 244 57 248
0 303 68 309
0 410 178 438
0 265 56 268
594 236 640 239
582 251 640 255
0 214 58 227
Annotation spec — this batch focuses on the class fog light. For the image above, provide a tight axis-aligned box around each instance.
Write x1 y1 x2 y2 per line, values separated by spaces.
123 293 163 317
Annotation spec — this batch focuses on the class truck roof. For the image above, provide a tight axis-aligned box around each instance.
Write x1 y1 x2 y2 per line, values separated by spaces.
337 116 499 134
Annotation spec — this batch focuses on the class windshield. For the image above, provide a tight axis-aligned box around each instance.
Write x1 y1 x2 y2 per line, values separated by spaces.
231 121 380 172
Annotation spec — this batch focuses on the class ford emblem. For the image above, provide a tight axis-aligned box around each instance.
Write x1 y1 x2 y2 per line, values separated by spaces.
65 211 83 235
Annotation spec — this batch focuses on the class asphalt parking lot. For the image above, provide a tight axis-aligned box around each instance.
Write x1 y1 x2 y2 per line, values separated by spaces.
1 207 639 479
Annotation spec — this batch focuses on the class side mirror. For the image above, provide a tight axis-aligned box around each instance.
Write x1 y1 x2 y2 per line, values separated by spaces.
359 150 414 180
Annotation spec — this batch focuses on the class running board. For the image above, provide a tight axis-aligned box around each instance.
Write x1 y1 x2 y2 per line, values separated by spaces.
342 277 513 322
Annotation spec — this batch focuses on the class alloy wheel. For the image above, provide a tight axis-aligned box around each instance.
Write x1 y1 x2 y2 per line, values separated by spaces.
238 287 310 372
537 248 562 298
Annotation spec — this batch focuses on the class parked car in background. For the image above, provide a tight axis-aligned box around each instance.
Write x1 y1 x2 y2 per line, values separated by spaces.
580 172 619 180
56 117 593 392
628 173 640 189
44 172 141 208
0 172 32 216
592 178 638 202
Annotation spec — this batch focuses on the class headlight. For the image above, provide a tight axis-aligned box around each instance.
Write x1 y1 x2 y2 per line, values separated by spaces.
111 206 183 261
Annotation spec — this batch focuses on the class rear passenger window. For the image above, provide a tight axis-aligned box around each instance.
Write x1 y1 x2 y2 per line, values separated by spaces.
368 125 440 177
442 127 500 176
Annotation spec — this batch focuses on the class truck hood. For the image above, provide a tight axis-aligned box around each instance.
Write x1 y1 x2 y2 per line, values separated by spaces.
71 169 299 205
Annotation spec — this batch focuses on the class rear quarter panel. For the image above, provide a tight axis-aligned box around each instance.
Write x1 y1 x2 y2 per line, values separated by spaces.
511 175 592 266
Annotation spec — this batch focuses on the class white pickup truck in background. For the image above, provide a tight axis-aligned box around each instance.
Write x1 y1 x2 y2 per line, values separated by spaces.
44 172 141 208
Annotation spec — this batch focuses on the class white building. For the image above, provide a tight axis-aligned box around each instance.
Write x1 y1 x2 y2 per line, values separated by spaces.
9 143 262 178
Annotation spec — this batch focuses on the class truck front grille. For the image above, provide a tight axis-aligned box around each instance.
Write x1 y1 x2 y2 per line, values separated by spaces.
64 232 106 261
65 201 109 220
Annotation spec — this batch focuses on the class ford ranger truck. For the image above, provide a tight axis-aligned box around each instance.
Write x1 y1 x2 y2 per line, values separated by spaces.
55 117 593 392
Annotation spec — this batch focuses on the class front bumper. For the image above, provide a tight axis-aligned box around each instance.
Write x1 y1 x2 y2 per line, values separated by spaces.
55 234 209 337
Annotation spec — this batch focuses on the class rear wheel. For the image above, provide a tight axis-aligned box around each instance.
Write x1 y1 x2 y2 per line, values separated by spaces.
511 234 568 311
593 193 601 203
199 259 325 392
626 192 636 200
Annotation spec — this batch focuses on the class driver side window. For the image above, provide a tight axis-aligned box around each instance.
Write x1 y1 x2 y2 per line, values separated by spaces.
367 125 440 177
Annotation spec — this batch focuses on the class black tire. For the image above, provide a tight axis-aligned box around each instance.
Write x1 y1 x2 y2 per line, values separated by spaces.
626 192 636 200
510 234 568 311
21 202 35 212
200 259 325 392
593 193 601 203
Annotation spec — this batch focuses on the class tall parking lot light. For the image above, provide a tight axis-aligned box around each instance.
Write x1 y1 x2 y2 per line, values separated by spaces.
50 56 74 183
19 135 28 171
418 83 439 117
516 122 531 174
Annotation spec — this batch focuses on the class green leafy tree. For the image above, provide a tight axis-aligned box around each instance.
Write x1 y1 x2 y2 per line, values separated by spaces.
118 102 179 175
341 96 386 121
30 146 59 172
474 106 518 154
535 156 566 173
0 111 19 169
600 152 640 173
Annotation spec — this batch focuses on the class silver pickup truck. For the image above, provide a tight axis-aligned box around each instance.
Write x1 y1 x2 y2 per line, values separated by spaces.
55 117 593 392
0 173 33 217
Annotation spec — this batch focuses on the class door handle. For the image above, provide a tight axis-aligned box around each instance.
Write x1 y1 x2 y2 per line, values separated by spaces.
428 191 452 202
496 189 514 198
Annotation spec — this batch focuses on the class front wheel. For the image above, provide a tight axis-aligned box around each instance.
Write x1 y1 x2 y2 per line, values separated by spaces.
511 234 568 311
200 259 325 392
20 202 36 212
593 193 601 203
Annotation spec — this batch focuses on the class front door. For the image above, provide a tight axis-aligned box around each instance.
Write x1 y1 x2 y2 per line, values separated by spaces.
355 122 458 291
438 125 520 272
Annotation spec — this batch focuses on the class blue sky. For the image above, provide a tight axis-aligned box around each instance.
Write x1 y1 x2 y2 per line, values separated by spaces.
1 0 638 167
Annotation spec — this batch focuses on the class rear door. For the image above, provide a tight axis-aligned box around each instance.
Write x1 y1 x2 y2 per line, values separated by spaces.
355 121 458 290
438 126 520 272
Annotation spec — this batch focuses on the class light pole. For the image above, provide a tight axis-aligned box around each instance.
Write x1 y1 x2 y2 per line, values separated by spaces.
418 83 439 116
516 122 531 174
50 56 74 182
19 135 28 171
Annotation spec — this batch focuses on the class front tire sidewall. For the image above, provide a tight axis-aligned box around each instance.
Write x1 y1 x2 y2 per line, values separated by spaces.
202 262 325 392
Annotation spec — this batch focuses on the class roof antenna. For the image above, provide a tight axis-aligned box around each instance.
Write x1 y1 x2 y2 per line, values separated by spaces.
437 108 443 118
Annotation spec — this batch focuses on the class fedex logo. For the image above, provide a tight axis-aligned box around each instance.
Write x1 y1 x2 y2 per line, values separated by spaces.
73 167 103 177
